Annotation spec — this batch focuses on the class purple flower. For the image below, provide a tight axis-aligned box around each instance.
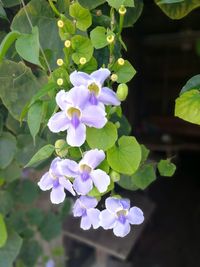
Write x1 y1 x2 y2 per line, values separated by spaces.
38 157 75 204
59 149 110 195
70 68 120 106
99 197 144 237
45 259 55 267
48 87 107 147
73 196 100 230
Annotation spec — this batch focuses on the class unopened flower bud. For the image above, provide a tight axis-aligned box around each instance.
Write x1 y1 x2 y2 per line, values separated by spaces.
110 170 120 182
57 78 64 86
64 40 71 48
107 34 115 44
117 83 128 101
57 20 64 28
115 122 120 129
119 5 127 15
79 57 87 65
56 58 64 66
55 139 69 157
111 73 118 82
117 58 125 65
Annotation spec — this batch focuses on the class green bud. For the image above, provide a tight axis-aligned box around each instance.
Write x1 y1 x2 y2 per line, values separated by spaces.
55 139 69 157
115 122 120 129
117 83 128 101
110 170 120 182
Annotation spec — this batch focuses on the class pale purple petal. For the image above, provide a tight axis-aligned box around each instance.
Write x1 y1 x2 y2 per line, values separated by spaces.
79 196 98 209
70 71 91 87
38 173 53 191
73 176 93 195
80 215 92 230
99 209 116 229
50 185 65 204
58 159 79 177
87 208 100 229
46 259 55 267
105 197 122 213
99 87 120 106
56 90 68 110
80 149 105 169
120 199 130 210
48 111 70 133
90 169 110 193
127 207 144 225
66 86 89 108
67 123 86 147
59 176 76 196
81 105 107 128
73 198 86 217
91 68 110 85
113 221 131 237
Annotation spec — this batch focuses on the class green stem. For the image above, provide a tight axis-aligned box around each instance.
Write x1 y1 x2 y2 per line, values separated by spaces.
119 14 124 35
48 0 60 17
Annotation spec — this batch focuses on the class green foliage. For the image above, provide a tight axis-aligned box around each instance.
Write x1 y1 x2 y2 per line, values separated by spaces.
155 0 200 19
107 0 135 10
0 160 22 183
0 31 21 62
175 89 200 125
78 0 106 9
1 0 20 7
19 240 42 267
0 132 17 169
140 144 150 163
158 159 176 177
123 0 144 27
15 180 39 204
0 191 13 215
26 208 44 227
107 136 141 175
90 26 108 49
25 144 55 167
180 74 200 94
0 4 7 20
27 101 43 142
86 122 118 151
0 213 7 248
71 35 93 64
112 60 136 83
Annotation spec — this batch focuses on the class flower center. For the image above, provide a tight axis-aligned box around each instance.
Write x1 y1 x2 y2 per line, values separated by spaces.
88 82 100 96
80 164 92 182
117 209 128 224
53 179 60 188
67 107 81 129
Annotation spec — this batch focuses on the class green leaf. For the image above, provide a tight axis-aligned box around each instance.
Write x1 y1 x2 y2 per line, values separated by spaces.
123 0 144 27
112 60 136 83
27 101 43 142
0 191 13 215
175 89 200 125
71 35 93 64
155 0 200 19
180 74 200 94
140 144 150 163
107 136 141 175
26 208 44 227
158 159 176 177
69 2 92 31
25 144 55 167
86 122 118 151
0 160 22 183
117 174 139 191
78 0 106 9
79 57 98 73
98 159 110 173
88 180 114 197
0 60 47 120
0 31 21 62
90 26 108 49
107 0 135 9
19 240 41 267
0 229 22 267
158 0 184 3
0 214 7 248
132 164 156 189
15 27 42 67
0 4 7 20
15 180 39 204
1 0 20 7
0 132 17 169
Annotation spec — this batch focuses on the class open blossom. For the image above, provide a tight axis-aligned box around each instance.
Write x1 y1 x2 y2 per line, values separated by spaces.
59 149 110 195
73 196 100 230
48 87 107 147
100 197 144 237
38 157 75 204
70 68 120 106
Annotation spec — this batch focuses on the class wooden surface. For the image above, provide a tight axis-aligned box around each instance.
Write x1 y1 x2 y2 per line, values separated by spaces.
63 194 155 261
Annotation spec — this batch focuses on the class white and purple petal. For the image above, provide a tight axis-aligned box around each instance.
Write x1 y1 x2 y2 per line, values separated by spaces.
127 207 144 225
105 197 122 213
66 86 89 109
59 176 76 196
38 172 53 191
90 169 110 193
70 71 91 87
87 208 100 229
81 105 107 128
80 215 92 230
90 68 110 85
73 176 93 195
113 221 131 237
80 149 105 169
99 209 116 229
56 90 68 110
98 87 120 106
79 196 98 209
58 159 79 178
48 111 70 133
67 123 86 147
50 185 66 204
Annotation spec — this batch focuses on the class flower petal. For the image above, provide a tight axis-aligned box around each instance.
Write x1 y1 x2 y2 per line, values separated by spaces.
73 176 93 195
56 90 68 110
90 169 110 193
105 197 122 213
67 123 86 147
70 71 91 87
48 111 70 133
81 105 107 128
50 185 66 204
59 176 76 196
91 68 110 85
38 172 53 191
99 87 120 106
127 207 144 225
99 209 116 229
80 215 91 230
79 196 98 209
113 221 131 237
80 149 105 169
67 86 89 108
120 199 130 210
73 198 86 217
87 208 100 229
58 159 79 178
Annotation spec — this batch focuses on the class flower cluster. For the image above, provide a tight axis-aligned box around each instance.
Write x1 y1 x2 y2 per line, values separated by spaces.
38 68 144 237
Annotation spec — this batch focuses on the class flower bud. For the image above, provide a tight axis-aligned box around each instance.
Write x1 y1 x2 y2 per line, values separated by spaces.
115 122 120 129
117 83 128 101
119 5 127 15
111 73 118 82
57 78 64 86
110 170 120 182
64 40 71 48
79 57 87 65
106 34 115 44
55 139 69 157
56 58 64 66
117 58 125 65
57 20 64 28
